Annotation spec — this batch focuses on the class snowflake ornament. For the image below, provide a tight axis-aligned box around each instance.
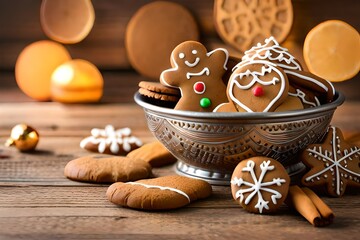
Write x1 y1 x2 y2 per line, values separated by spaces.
231 157 290 214
301 126 360 197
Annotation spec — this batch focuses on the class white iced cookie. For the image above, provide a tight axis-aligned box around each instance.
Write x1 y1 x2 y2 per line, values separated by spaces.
231 156 290 214
80 125 142 155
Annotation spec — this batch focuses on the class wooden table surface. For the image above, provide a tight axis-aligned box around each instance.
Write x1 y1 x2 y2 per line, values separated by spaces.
0 72 359 240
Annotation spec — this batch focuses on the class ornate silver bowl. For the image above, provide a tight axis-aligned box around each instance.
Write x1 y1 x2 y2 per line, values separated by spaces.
134 92 344 185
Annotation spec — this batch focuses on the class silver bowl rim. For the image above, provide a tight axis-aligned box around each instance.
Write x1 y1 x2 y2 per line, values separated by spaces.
134 91 344 120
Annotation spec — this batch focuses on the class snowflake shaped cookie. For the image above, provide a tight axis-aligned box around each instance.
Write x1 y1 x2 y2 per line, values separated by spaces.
301 126 360 197
231 157 290 214
80 125 142 155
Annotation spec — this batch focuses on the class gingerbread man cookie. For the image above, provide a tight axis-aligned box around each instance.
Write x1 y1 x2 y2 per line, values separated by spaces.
227 60 289 112
160 41 229 112
301 126 360 197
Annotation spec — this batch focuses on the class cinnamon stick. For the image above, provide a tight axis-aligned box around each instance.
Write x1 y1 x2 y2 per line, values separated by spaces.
302 187 335 223
286 185 322 226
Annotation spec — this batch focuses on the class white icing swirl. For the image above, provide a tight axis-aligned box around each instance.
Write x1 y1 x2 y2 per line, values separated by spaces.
126 182 191 203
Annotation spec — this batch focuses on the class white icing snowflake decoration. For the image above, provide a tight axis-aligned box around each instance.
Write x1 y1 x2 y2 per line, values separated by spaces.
231 160 286 213
303 126 360 196
80 125 142 154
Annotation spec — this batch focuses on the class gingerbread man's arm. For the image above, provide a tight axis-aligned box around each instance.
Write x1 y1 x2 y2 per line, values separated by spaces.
206 48 229 79
160 56 184 88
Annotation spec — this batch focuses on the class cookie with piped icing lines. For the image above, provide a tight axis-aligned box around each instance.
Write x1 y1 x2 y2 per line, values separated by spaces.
301 126 360 197
242 36 303 72
286 70 335 104
227 60 289 112
106 175 212 210
231 156 290 214
160 41 229 112
80 125 142 155
64 155 152 183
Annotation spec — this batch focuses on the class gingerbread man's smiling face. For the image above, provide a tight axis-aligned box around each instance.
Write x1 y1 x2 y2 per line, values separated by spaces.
171 41 211 80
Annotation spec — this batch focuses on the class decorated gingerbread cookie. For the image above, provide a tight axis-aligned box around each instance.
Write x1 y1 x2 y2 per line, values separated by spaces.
288 85 321 109
160 41 229 112
64 155 152 183
106 175 212 210
240 36 335 105
214 0 293 52
301 126 360 197
80 125 142 155
242 36 303 72
231 156 290 214
227 60 289 112
286 70 335 104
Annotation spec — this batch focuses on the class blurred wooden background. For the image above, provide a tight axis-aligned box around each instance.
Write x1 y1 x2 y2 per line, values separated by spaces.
0 0 359 102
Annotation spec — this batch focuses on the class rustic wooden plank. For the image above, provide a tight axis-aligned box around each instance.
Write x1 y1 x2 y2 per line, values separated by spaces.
0 202 358 239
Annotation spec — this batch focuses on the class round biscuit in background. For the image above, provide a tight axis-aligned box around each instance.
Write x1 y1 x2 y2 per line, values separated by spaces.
40 0 95 44
214 0 293 52
125 1 199 80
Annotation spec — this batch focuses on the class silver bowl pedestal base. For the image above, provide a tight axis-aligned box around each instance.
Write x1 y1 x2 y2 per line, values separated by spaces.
175 160 307 185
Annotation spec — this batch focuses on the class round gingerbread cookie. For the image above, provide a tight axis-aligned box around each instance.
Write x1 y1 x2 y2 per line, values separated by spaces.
301 126 360 197
106 175 212 210
64 155 152 183
80 125 142 155
126 1 199 80
214 0 293 52
40 0 95 44
231 156 290 214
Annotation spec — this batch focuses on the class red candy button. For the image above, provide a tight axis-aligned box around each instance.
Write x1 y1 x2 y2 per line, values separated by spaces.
193 81 206 94
252 86 264 97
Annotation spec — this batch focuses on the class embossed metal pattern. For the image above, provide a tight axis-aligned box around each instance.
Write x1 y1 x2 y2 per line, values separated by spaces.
135 92 345 184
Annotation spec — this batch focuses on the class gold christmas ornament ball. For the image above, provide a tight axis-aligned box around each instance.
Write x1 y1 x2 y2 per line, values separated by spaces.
5 124 40 151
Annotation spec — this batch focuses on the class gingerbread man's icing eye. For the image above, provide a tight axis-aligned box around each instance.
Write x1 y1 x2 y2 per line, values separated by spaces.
192 50 197 55
179 53 185 59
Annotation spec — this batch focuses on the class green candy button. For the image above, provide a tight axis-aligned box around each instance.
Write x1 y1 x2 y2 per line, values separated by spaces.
200 98 211 108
